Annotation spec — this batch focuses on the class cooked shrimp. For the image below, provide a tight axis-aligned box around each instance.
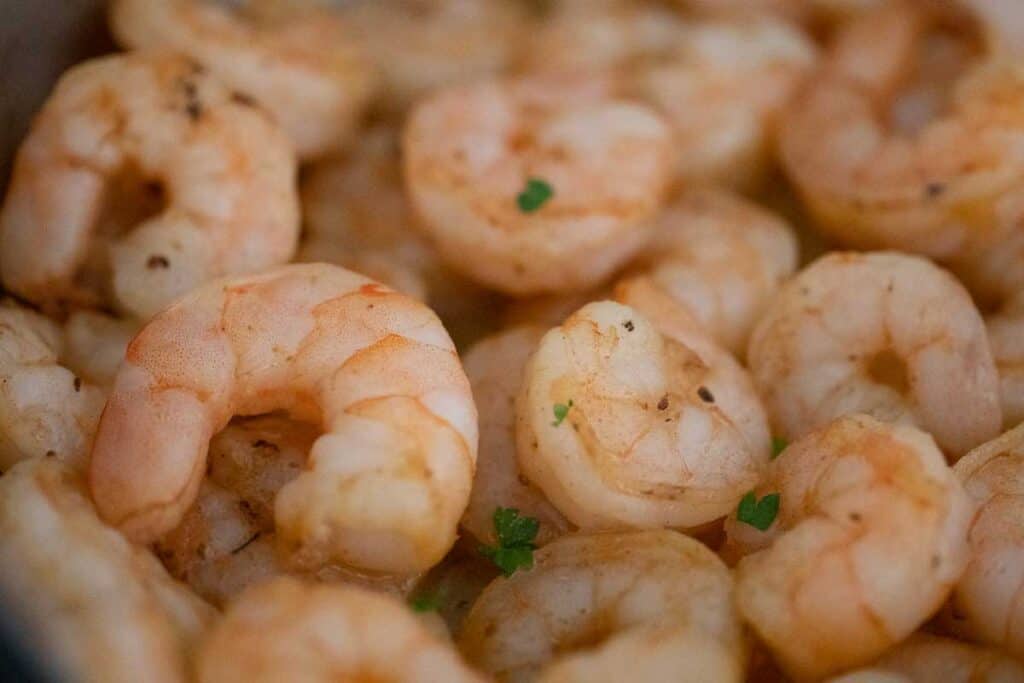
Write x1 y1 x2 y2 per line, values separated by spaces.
339 0 528 112
985 291 1024 428
459 530 746 683
0 300 104 471
61 310 136 387
851 633 1024 683
526 3 816 189
827 670 911 683
724 415 972 681
628 187 799 357
0 459 214 683
946 423 1024 659
778 2 1024 267
109 0 376 159
516 299 768 531
747 251 1001 459
462 325 570 547
89 263 478 575
502 289 607 330
155 414 421 606
403 73 673 295
0 52 299 319
197 576 485 683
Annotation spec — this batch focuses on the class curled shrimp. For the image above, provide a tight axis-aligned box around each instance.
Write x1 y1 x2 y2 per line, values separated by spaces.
403 73 674 295
340 0 529 112
627 187 799 357
0 300 104 471
778 2 1024 267
89 263 478 575
859 633 1024 683
459 530 746 683
747 251 1001 459
946 422 1024 659
0 459 214 683
109 0 376 159
526 2 816 189
723 415 972 681
197 576 485 683
462 325 569 548
516 299 768 531
62 310 137 387
0 52 299 319
985 290 1024 429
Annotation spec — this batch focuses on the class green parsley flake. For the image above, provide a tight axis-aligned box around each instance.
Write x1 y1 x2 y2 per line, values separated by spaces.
479 507 540 577
737 491 781 531
517 178 553 213
552 399 573 427
409 591 441 613
771 437 788 460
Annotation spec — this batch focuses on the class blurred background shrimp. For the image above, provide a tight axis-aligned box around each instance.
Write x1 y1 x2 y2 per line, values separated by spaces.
946 423 1024 660
459 530 746 683
724 415 972 681
89 263 477 577
197 577 485 683
109 0 378 160
986 291 1024 429
0 458 214 683
403 72 673 295
0 52 300 320
828 634 1024 682
516 300 768 532
747 251 1001 459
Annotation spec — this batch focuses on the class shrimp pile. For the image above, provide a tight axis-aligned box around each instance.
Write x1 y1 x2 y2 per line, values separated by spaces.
6 0 1024 680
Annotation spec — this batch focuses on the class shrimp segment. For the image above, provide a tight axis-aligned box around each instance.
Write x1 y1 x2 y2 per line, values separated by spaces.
109 0 376 159
196 577 485 683
866 633 1024 683
516 300 768 531
747 251 1001 459
403 74 673 295
0 459 214 683
89 263 477 575
459 530 746 683
0 52 299 319
630 188 799 357
0 300 104 470
985 291 1024 429
725 415 972 681
948 423 1024 659
462 325 569 547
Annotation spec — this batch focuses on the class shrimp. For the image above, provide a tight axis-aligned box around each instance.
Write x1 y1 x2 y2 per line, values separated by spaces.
0 300 104 471
628 187 799 357
0 52 299 319
403 73 674 295
155 414 421 606
839 633 1024 683
723 415 972 681
985 290 1024 428
458 530 747 683
89 263 478 575
778 2 1024 268
62 310 137 387
196 576 485 683
109 0 377 160
0 459 214 683
339 0 529 112
525 2 816 189
946 423 1024 659
747 251 1002 459
516 299 768 532
462 325 570 548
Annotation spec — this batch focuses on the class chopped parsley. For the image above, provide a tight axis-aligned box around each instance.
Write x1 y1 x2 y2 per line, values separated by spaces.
517 178 553 213
552 399 573 427
737 491 780 531
479 507 539 576
771 437 788 460
409 590 442 613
